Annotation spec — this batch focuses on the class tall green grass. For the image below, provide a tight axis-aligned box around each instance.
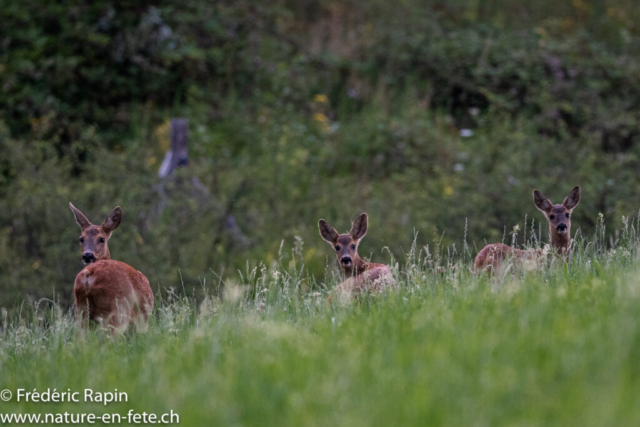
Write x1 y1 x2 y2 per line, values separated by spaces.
1 216 640 425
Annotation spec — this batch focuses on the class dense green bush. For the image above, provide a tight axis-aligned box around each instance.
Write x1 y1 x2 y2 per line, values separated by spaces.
3 1 640 305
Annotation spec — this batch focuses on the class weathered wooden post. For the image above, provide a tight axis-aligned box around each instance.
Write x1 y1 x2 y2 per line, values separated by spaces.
158 118 189 178
155 117 250 249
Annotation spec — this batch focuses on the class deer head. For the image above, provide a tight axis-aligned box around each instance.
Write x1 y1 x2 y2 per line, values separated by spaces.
533 186 581 252
69 203 122 265
318 213 368 276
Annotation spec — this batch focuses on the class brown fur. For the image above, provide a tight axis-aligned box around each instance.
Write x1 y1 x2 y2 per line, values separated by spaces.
474 186 581 273
69 203 154 333
319 213 395 302
74 260 153 333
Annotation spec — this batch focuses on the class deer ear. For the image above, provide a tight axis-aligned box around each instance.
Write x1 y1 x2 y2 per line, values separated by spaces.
69 202 92 231
102 206 122 234
563 186 581 210
350 213 368 242
533 190 553 213
318 219 339 244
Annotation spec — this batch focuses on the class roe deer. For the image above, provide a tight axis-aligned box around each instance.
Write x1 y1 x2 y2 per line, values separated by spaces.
474 186 581 273
318 213 395 303
69 203 154 333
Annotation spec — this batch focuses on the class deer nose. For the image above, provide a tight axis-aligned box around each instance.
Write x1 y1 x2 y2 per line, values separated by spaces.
557 223 567 232
341 256 352 265
82 252 96 264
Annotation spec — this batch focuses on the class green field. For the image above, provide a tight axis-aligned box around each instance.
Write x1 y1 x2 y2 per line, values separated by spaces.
4 1 640 425
2 226 640 426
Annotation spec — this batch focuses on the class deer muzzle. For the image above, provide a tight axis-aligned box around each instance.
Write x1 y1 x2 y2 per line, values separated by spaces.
82 252 97 264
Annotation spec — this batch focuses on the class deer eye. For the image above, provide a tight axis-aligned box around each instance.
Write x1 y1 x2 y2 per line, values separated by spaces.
565 213 569 218
79 237 84 244
351 244 356 250
549 214 555 220
99 237 106 243
335 245 340 251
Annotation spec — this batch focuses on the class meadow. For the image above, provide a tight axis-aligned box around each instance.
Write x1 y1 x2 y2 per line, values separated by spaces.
4 1 640 425
2 217 640 426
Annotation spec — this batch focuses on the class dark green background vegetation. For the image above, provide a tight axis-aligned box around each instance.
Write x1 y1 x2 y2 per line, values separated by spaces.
2 0 640 305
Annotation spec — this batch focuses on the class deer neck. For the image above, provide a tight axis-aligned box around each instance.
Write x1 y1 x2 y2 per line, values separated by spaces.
342 256 367 277
549 227 571 258
103 247 112 261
